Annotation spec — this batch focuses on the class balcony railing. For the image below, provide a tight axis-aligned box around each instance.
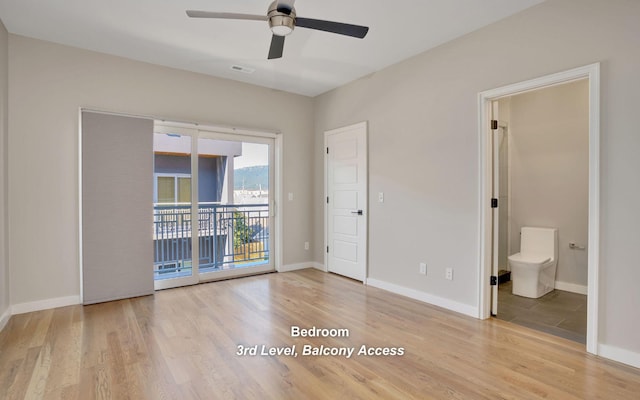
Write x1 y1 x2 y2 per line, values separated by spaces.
153 203 269 279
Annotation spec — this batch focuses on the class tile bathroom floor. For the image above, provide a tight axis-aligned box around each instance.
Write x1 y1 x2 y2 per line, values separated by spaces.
496 280 587 344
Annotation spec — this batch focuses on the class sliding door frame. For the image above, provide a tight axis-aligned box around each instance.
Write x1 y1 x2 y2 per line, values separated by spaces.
153 122 281 288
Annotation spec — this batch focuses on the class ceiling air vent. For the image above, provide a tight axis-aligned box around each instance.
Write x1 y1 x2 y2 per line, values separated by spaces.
230 65 255 74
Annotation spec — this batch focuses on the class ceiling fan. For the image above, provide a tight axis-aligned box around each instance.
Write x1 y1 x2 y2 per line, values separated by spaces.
186 0 369 60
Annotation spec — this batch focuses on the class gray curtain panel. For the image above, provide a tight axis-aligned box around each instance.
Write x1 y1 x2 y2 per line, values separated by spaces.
82 111 154 304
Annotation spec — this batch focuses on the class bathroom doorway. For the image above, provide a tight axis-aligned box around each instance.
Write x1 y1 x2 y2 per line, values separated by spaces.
478 64 600 353
493 80 589 343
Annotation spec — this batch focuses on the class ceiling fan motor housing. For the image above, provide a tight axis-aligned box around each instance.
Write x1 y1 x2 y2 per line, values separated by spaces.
268 1 296 36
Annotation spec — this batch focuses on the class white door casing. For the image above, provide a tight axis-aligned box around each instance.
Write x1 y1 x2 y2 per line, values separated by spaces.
325 122 368 282
477 63 600 354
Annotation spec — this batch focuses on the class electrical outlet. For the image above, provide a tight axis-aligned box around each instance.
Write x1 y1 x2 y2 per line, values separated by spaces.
304 242 309 250
419 263 427 275
445 268 453 280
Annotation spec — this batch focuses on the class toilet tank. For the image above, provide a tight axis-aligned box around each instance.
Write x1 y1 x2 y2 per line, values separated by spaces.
521 227 558 258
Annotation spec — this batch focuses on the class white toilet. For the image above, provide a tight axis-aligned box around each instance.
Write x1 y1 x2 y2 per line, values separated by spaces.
508 227 558 298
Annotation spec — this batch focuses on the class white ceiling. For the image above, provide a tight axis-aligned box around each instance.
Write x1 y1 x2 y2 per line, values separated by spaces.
0 0 544 97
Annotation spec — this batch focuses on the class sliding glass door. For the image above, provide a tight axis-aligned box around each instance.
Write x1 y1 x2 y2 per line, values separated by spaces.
153 124 274 290
153 125 198 290
197 134 274 281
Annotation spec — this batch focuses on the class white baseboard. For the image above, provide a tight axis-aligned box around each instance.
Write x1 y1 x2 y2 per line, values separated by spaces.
555 281 588 295
279 262 326 273
279 262 314 272
366 278 478 318
0 306 11 332
311 262 326 271
11 295 81 315
598 343 640 369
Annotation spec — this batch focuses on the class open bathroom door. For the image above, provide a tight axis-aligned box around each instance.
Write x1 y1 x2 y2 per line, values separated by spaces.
490 102 500 316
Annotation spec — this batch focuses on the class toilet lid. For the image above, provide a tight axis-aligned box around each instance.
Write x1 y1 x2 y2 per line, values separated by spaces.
508 253 551 264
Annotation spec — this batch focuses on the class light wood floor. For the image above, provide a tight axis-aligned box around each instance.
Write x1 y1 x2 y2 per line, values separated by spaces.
1 269 639 399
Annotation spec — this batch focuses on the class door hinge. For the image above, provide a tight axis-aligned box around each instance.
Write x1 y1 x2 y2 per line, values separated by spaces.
326 246 329 253
326 196 329 204
491 120 498 130
326 147 329 154
490 275 498 286
491 198 498 208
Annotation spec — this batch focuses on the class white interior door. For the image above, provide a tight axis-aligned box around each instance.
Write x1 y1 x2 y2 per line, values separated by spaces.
325 122 368 282
491 102 500 315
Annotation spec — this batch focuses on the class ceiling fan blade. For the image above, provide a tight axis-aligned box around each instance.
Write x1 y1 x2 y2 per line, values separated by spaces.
268 35 285 59
295 17 369 39
186 10 267 21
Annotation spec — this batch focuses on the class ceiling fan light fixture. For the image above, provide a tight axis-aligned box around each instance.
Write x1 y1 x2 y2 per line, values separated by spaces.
268 1 296 36
270 23 293 36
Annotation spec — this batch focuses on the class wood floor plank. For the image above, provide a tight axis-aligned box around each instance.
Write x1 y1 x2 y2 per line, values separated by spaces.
23 342 52 400
3 345 42 400
45 313 83 392
2 269 640 399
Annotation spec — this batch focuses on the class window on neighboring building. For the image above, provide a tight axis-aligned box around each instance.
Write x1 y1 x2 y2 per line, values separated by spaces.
155 174 191 203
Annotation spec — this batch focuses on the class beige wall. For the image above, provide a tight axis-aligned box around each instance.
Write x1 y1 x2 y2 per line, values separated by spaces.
506 80 589 288
7 35 314 306
0 19 8 321
313 0 640 355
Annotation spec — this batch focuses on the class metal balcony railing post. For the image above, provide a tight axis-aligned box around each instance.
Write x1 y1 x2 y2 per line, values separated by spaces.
213 205 218 269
